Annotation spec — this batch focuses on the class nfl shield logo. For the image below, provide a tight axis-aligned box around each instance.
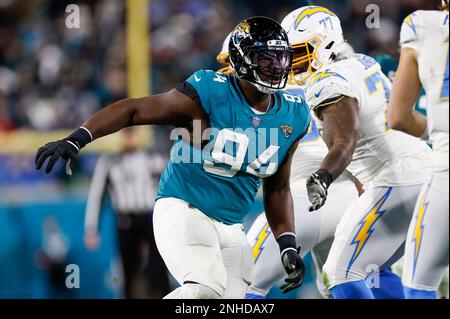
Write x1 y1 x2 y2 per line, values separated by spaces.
252 116 261 127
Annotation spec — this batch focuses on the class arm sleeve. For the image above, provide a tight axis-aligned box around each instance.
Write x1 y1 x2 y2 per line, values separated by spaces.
400 11 423 52
84 155 110 233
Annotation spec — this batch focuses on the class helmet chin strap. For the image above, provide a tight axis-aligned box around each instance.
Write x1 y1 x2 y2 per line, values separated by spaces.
252 70 284 94
254 82 278 95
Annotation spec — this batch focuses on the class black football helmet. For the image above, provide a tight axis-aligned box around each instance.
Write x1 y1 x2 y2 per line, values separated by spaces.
229 16 294 94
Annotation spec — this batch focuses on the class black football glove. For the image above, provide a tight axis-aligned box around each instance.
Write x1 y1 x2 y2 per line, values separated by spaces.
35 127 92 174
277 233 306 294
306 169 333 212
280 247 306 293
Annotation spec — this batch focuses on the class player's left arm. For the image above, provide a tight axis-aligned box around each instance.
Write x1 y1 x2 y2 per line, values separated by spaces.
387 47 427 137
263 140 305 293
304 96 359 211
263 141 297 239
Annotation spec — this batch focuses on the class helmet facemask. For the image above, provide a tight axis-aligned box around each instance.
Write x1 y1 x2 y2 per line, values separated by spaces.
289 36 324 86
229 17 294 94
246 47 293 94
281 6 346 86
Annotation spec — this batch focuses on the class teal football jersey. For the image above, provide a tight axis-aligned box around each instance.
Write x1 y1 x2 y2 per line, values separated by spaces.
157 70 311 225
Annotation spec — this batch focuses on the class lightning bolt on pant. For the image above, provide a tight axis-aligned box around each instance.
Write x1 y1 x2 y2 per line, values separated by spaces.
322 184 423 289
402 170 449 293
246 177 358 297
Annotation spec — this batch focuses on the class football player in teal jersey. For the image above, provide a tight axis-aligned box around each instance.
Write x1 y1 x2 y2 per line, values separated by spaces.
35 17 312 299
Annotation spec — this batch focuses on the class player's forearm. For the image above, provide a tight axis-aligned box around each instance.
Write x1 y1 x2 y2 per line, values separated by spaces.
319 141 355 182
317 96 359 181
263 187 295 238
388 47 425 137
82 97 146 141
389 109 427 138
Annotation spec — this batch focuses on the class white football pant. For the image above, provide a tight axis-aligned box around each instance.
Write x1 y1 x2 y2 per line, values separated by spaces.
246 177 358 297
323 184 423 288
402 170 449 292
153 197 253 299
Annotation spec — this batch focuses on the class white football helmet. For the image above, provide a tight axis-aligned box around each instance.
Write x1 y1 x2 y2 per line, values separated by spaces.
281 6 346 85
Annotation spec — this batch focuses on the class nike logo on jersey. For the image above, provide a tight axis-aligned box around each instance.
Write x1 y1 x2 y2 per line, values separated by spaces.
314 88 325 98
194 74 202 82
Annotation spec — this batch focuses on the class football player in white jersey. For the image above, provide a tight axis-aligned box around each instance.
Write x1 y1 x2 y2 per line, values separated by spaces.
217 33 407 299
282 6 435 298
388 1 449 299
244 99 359 299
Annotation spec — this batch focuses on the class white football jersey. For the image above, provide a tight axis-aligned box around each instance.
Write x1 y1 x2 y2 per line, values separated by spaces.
400 10 449 171
304 54 433 188
284 83 353 183
284 84 328 182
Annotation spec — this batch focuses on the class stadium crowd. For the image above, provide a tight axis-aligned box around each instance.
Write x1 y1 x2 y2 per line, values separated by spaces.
0 0 443 299
0 0 437 132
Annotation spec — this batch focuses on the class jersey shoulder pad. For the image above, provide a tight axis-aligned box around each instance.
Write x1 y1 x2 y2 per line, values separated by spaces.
400 10 426 50
183 69 230 115
305 63 358 111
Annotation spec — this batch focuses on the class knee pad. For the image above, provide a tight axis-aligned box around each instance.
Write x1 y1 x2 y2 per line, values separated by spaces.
165 283 221 299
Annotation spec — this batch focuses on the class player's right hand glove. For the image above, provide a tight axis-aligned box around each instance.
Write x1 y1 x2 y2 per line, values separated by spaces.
277 233 306 294
35 127 92 175
306 169 333 212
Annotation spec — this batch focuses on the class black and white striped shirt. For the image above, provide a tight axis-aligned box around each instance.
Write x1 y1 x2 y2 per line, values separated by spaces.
84 150 167 232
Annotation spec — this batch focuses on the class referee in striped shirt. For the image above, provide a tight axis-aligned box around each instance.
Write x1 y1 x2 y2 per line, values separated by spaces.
84 128 170 298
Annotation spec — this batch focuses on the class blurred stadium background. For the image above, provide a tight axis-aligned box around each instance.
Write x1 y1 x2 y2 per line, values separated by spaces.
0 0 440 298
